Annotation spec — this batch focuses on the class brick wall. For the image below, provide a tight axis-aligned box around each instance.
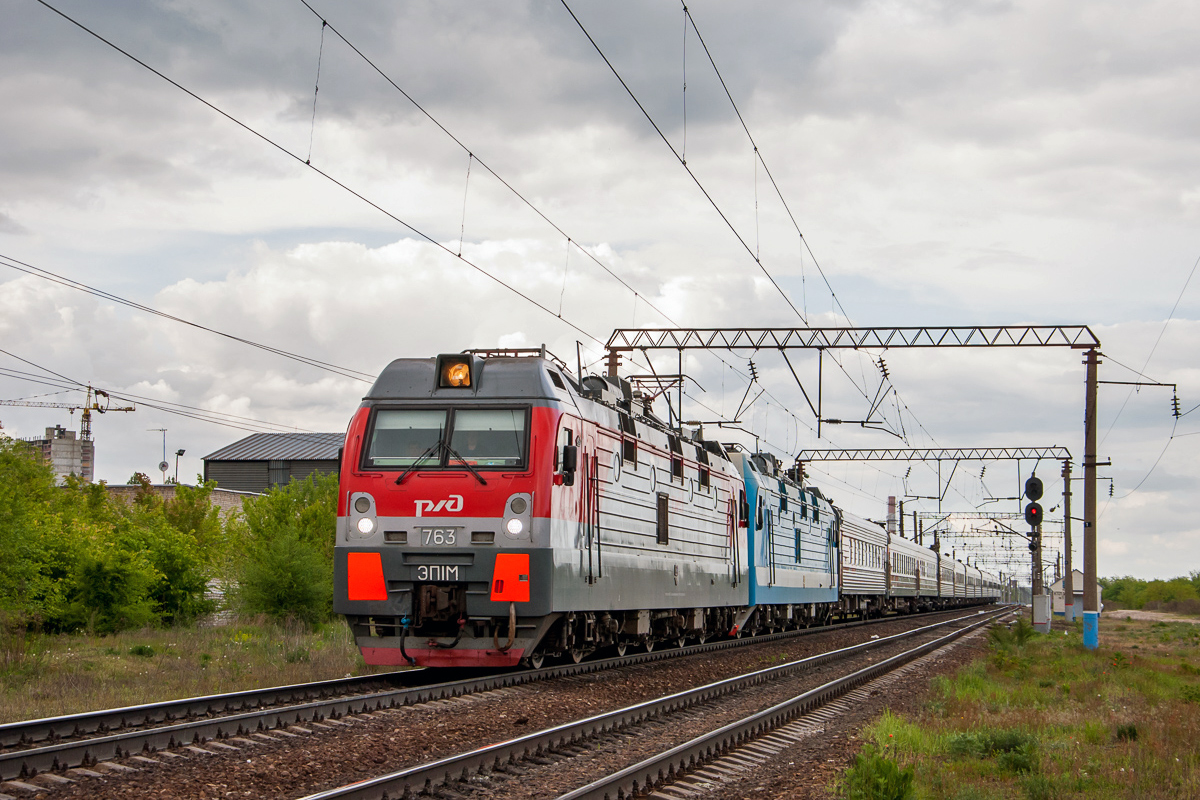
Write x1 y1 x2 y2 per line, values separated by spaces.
104 483 259 520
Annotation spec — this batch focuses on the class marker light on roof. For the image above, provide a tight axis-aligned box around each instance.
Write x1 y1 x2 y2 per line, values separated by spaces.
444 361 470 387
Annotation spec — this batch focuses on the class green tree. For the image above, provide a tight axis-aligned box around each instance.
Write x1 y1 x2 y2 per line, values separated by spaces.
163 480 228 566
0 439 60 620
230 472 337 625
115 506 214 625
60 543 159 633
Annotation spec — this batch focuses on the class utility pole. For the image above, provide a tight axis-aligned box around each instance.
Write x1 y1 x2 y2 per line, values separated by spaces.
149 428 168 484
1083 348 1100 649
1062 459 1075 622
1032 523 1043 596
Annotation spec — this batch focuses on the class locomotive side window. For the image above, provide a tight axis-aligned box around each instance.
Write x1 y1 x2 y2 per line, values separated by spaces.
656 492 670 544
365 409 446 466
449 409 527 467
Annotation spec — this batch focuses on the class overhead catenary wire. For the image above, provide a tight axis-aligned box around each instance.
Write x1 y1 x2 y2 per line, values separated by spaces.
38 0 932 515
1100 252 1199 447
558 0 807 325
565 1 928 445
33 0 608 353
0 252 374 382
294 0 684 335
680 3 850 325
0 360 314 435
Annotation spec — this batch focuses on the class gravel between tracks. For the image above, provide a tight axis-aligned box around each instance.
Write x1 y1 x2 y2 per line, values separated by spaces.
42 610 991 800
709 634 989 800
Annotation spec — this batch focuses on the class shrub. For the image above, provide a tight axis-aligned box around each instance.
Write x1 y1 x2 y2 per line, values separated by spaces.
948 728 1038 773
1115 723 1138 742
987 624 1013 650
234 529 331 626
128 644 155 658
230 474 337 626
839 746 915 800
61 547 158 634
1010 617 1036 646
1021 774 1057 800
117 512 214 625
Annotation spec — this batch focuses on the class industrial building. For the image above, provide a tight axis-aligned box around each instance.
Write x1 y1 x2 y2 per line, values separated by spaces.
1050 570 1103 617
23 425 94 484
202 432 342 493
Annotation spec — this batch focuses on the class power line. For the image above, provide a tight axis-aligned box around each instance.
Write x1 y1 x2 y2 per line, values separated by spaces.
0 253 374 382
33 0 608 352
681 3 850 325
1101 251 1200 446
297 0 682 333
0 355 314 435
558 0 806 324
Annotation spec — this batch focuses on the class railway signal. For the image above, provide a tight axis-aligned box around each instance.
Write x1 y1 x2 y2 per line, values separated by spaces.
1024 475 1043 502
1024 502 1043 527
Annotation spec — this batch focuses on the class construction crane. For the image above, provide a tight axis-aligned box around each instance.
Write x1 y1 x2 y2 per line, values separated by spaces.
0 386 135 440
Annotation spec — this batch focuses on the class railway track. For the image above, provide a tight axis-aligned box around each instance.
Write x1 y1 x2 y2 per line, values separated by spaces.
0 605 994 784
293 606 1011 800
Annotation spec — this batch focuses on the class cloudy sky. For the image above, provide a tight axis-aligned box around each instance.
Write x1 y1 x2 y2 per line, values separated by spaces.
1 0 1197 581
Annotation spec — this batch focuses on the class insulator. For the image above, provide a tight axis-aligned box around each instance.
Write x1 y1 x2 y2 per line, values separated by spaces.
1172 392 1181 418
747 359 759 383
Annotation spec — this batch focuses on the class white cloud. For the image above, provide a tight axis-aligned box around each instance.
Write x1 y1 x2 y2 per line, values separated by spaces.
0 0 1198 578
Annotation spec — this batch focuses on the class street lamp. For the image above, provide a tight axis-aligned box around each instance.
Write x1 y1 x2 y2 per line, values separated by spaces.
174 449 185 484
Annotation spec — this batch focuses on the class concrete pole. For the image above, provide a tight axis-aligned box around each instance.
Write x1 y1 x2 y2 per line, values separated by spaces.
1083 348 1100 649
1032 523 1043 595
1062 459 1074 622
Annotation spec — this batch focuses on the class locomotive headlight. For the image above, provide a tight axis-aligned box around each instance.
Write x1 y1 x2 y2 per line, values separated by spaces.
509 497 528 515
505 518 524 535
357 517 376 535
354 496 371 513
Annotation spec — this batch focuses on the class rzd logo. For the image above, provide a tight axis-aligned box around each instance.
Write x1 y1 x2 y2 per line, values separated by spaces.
414 495 463 517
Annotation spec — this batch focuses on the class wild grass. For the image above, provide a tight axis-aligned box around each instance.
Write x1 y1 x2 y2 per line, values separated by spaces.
843 613 1200 799
0 617 389 723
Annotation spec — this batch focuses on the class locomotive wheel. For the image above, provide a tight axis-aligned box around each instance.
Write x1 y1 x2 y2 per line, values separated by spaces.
570 649 585 664
614 641 628 657
528 651 545 669
643 637 655 653
696 632 708 644
676 637 687 649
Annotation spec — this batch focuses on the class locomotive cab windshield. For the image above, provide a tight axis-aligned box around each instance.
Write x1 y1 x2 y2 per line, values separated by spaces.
364 407 529 470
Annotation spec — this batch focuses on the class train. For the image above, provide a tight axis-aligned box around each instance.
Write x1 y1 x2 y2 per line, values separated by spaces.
333 349 1000 668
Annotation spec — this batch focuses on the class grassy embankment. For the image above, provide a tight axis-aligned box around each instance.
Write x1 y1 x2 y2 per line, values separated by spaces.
838 613 1200 799
0 618 389 724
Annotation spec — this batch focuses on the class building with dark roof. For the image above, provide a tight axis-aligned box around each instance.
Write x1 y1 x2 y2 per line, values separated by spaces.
202 432 342 493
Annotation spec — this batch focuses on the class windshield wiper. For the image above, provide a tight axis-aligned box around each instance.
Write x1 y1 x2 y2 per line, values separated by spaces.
395 440 443 485
443 443 489 486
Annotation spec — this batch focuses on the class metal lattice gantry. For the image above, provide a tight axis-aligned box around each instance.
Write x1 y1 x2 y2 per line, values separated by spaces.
606 325 1101 352
607 325 1103 648
793 446 1073 463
